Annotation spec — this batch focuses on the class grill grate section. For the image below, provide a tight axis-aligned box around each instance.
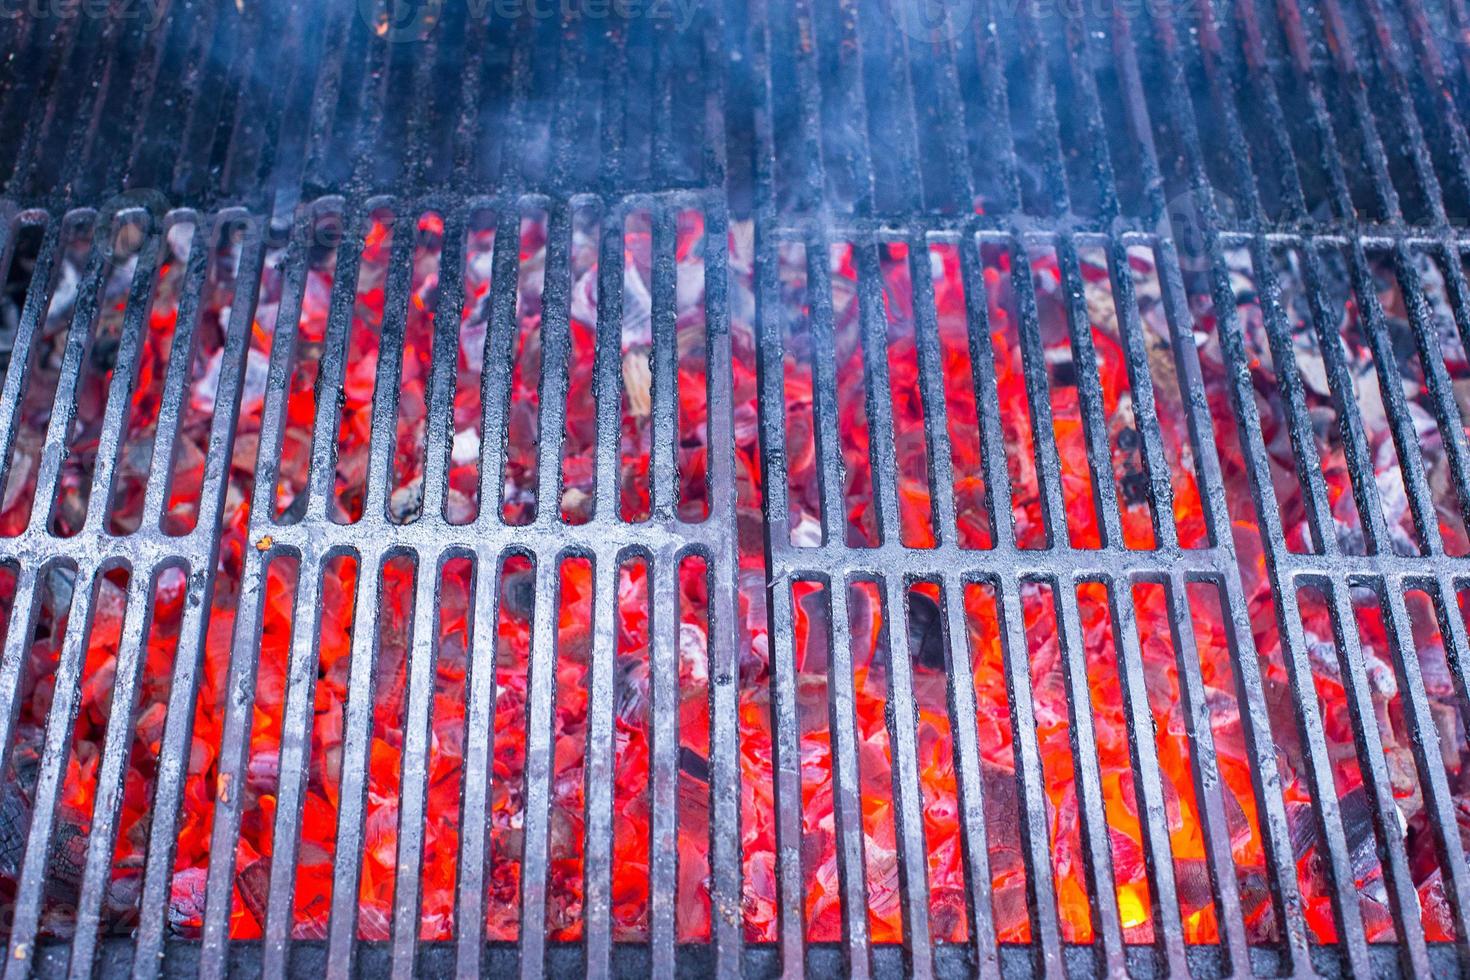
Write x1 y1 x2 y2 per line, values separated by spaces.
1 0 1470 976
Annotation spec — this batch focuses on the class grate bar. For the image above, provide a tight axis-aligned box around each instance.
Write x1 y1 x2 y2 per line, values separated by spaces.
1108 582 1190 975
1394 245 1470 553
1295 241 1395 556
579 199 627 980
195 551 273 980
130 213 264 980
750 225 808 978
2 565 101 975
576 552 617 980
933 570 998 979
1201 0 1442 945
517 209 575 980
818 575 876 980
952 231 1065 979
1312 578 1430 973
1345 239 1444 555
762 572 809 977
24 218 109 533
1140 5 1352 970
183 217 272 979
647 552 681 978
1248 239 1338 555
578 553 620 980
903 237 999 976
450 545 497 980
260 553 328 976
322 541 386 980
1211 231 1380 974
390 555 448 979
473 206 522 525
851 238 935 978
1047 580 1127 970
81 217 166 536
1162 569 1253 972
235 202 322 969
1151 229 1316 971
1422 574 1470 952
700 202 743 980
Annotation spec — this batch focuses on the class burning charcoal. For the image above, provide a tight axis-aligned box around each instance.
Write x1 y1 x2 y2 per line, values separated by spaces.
0 781 32 878
615 659 650 725
88 331 121 373
46 808 88 889
1289 787 1382 881
501 564 537 620
278 487 310 523
1122 472 1151 507
235 855 271 927
679 746 709 784
168 867 208 928
906 590 946 671
389 480 423 522
1172 857 1215 917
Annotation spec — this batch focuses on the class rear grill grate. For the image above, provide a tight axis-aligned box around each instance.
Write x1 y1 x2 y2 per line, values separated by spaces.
2 0 1470 976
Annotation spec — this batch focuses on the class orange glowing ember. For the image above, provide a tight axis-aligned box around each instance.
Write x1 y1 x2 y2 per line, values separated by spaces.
0 209 1464 955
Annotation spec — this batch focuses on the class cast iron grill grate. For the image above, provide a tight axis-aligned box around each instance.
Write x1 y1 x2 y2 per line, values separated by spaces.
0 0 1469 977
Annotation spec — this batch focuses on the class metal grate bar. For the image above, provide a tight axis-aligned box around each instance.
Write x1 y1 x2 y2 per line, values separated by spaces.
1354 0 1457 227
1261 241 1340 550
761 575 808 976
647 553 681 978
699 200 742 980
748 225 805 979
2 565 102 977
1107 582 1188 973
4 224 161 961
1345 239 1445 554
850 238 935 976
1204 0 1447 946
1312 578 1430 972
1418 573 1470 948
126 210 261 980
474 207 522 523
578 552 620 980
389 555 447 979
802 228 876 979
516 201 577 980
817 577 875 980
952 232 1065 979
323 543 388 980
931 568 998 980
1395 244 1470 543
260 551 328 980
1138 7 1362 972
1151 219 1316 974
1161 569 1254 971
901 234 999 974
1210 206 1381 975
1304 0 1408 223
187 216 274 979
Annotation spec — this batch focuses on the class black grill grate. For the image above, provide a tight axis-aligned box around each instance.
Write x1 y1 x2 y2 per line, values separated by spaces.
0 0 1469 977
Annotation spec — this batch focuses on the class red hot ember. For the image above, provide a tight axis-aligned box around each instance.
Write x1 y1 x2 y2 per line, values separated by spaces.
0 207 1466 954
